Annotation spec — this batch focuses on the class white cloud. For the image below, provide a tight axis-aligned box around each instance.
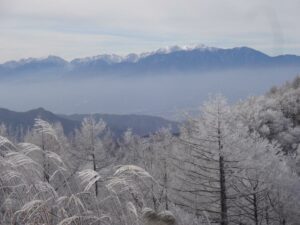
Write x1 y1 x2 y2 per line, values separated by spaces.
0 0 299 61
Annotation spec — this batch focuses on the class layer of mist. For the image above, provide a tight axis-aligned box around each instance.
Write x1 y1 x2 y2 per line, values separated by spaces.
0 67 298 119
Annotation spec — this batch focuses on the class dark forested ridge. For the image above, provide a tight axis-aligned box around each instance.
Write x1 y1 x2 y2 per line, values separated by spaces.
0 107 178 138
0 107 80 136
61 113 178 136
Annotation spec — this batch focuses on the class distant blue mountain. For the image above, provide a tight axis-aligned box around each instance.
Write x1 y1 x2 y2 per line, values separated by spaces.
0 56 67 76
1 46 300 77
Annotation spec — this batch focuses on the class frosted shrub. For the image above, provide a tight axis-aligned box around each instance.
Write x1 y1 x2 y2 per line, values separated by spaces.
142 208 176 225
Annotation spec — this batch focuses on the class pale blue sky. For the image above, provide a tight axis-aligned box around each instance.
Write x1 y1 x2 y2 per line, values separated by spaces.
0 0 299 62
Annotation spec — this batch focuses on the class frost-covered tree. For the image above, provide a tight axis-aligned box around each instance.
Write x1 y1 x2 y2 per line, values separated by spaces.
174 95 289 225
229 133 283 225
236 76 300 156
264 157 300 225
120 128 146 164
0 123 8 137
141 128 175 211
73 116 112 196
24 118 62 183
174 95 242 225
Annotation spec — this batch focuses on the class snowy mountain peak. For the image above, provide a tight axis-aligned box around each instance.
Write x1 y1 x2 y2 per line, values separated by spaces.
155 44 218 53
70 44 220 65
3 55 66 68
140 44 219 57
1 45 300 76
71 54 125 65
1 44 223 67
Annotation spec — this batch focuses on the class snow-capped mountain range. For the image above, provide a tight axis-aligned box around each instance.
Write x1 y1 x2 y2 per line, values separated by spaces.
1 45 300 77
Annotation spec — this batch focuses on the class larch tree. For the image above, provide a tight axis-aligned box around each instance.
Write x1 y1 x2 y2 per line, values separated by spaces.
24 118 61 183
174 95 282 225
121 128 146 165
0 123 8 138
74 116 107 196
174 95 239 225
265 157 300 225
141 128 175 212
229 133 283 225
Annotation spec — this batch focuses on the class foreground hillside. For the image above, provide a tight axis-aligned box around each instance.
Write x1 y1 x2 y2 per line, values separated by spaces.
236 76 300 156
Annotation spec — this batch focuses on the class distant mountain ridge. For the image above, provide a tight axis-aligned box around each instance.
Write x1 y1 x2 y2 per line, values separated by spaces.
0 107 178 139
1 45 300 77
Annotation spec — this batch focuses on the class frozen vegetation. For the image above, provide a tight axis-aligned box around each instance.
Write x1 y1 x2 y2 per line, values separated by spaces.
1 76 300 225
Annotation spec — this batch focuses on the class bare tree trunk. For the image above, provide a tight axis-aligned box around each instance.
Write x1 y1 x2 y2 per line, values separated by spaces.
164 159 169 210
42 129 49 183
219 155 228 225
265 206 270 225
218 121 228 225
91 125 98 197
253 193 258 225
92 153 98 196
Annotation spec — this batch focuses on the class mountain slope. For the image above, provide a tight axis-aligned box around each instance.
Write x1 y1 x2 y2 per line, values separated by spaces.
0 107 80 138
0 108 178 139
62 113 179 137
1 46 300 77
